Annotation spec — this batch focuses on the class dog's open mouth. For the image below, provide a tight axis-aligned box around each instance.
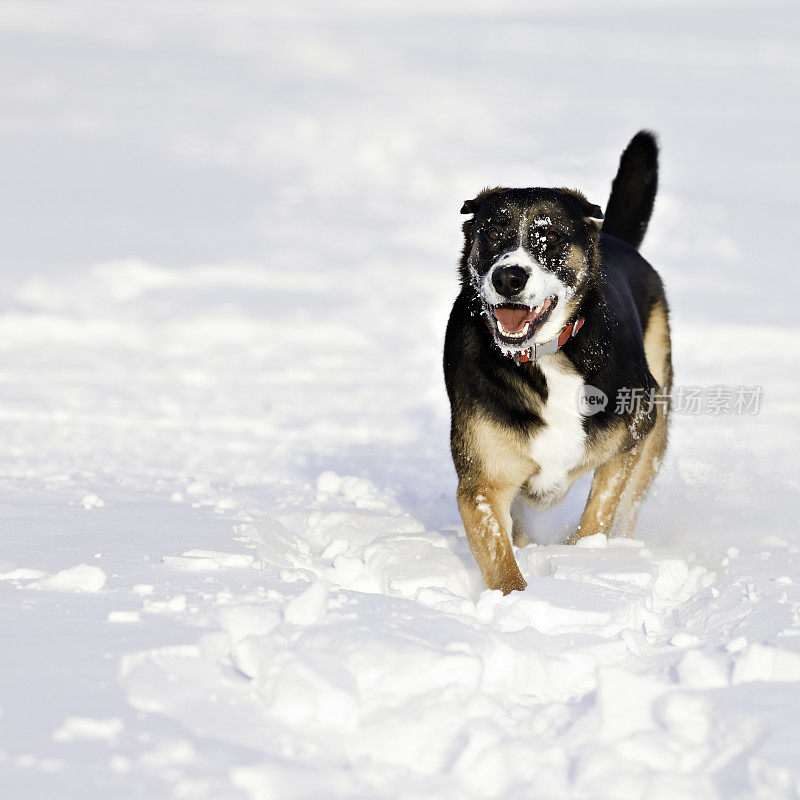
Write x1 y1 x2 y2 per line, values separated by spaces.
490 297 557 344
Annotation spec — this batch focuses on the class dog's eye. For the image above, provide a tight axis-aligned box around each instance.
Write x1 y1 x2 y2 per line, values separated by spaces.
545 229 563 245
486 227 501 241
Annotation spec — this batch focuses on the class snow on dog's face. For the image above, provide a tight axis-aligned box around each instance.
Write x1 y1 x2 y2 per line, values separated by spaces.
459 187 603 354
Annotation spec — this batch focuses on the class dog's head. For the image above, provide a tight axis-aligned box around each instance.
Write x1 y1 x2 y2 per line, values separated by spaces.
459 187 603 354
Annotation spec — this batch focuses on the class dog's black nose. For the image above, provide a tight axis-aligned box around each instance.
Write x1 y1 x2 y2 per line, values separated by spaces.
492 266 528 298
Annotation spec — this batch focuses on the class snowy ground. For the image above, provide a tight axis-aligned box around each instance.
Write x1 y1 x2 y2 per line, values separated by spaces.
1 1 800 798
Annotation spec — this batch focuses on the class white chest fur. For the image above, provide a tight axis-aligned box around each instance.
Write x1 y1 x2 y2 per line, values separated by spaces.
526 357 588 502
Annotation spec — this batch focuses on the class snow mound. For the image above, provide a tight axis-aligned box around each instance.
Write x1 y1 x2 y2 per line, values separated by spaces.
29 564 107 593
118 476 770 799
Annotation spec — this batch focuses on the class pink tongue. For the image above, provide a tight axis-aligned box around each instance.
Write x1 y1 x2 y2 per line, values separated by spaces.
493 307 529 334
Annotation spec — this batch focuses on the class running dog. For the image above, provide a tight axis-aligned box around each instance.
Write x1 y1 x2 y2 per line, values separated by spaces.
444 132 672 594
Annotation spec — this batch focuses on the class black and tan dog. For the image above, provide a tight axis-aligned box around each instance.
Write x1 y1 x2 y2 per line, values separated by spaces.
444 132 672 594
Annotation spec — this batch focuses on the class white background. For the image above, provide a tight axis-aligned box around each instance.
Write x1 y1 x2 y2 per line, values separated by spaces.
1 1 799 798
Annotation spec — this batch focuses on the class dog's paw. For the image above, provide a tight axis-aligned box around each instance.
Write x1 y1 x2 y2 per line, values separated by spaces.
490 570 527 595
565 528 593 546
501 576 527 595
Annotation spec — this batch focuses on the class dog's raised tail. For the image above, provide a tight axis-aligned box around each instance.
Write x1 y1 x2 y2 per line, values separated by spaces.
603 131 658 250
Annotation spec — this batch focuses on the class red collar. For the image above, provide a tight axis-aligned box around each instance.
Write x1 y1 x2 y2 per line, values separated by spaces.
485 316 585 364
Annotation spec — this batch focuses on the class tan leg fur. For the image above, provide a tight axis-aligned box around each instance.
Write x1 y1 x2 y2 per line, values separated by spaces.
617 300 673 533
457 483 526 594
453 414 534 594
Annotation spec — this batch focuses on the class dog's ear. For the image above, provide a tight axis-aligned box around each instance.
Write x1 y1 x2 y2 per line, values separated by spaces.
460 186 504 216
581 201 604 220
559 188 604 220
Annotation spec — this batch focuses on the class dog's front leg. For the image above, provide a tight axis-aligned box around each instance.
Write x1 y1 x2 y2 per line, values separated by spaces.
567 444 643 544
457 482 526 595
